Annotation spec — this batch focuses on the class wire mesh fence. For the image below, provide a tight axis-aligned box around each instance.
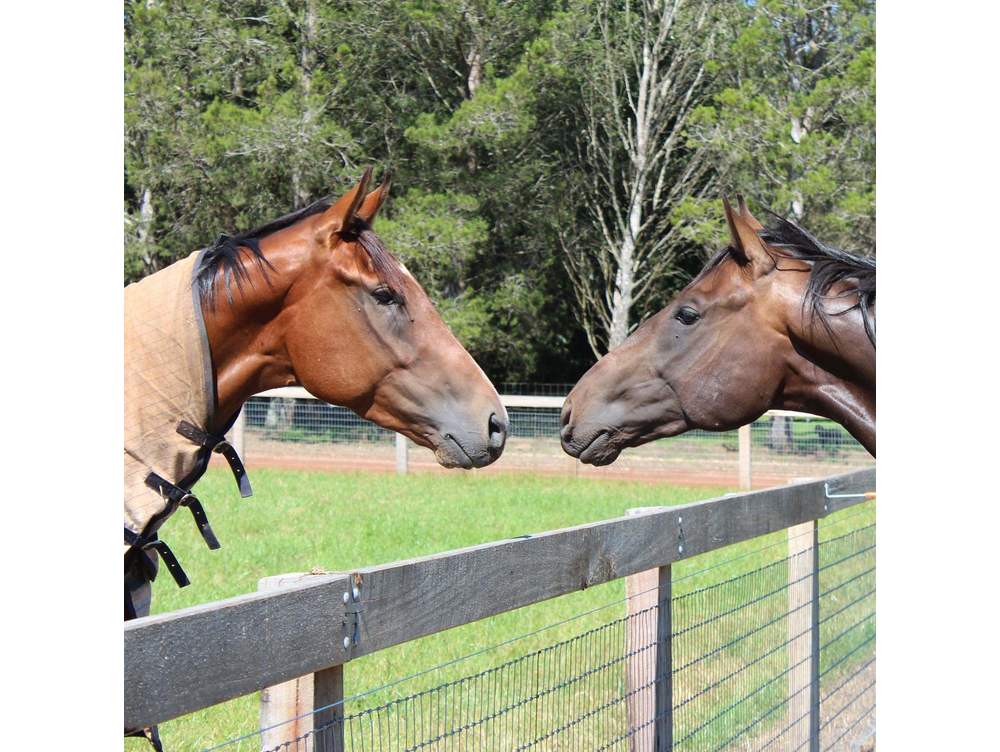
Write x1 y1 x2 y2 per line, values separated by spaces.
273 617 644 751
211 503 873 752
496 383 576 396
238 394 872 486
817 517 876 750
671 509 875 752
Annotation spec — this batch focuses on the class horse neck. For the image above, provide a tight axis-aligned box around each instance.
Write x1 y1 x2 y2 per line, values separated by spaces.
777 352 876 455
202 238 307 432
774 279 876 455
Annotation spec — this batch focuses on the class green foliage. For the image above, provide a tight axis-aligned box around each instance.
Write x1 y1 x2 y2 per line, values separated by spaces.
377 189 496 348
683 0 876 255
377 191 487 277
126 0 875 382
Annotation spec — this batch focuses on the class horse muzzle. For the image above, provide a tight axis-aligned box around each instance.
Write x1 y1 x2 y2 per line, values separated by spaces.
559 418 623 466
432 410 508 469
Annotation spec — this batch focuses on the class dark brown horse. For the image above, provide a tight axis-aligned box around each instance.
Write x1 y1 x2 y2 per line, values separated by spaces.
560 197 874 465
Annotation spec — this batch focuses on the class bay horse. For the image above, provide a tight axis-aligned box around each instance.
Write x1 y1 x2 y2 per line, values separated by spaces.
560 197 874 466
125 167 507 615
125 168 508 747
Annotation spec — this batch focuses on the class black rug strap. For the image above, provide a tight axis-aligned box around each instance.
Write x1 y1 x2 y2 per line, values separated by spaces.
214 440 252 497
126 525 189 591
145 539 190 588
124 527 142 547
177 420 253 497
124 725 164 752
183 496 220 550
124 581 138 621
145 472 221 550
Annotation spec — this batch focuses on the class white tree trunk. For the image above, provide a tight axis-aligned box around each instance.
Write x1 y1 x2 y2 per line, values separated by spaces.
292 0 317 208
265 397 296 436
466 48 482 97
608 175 646 349
562 0 714 356
769 415 793 453
465 45 482 173
137 187 156 271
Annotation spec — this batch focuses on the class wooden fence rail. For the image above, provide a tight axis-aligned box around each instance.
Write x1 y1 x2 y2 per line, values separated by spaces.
124 467 873 732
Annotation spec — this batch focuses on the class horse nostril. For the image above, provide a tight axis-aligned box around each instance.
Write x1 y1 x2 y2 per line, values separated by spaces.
488 413 506 437
487 413 507 453
560 399 573 443
560 399 573 425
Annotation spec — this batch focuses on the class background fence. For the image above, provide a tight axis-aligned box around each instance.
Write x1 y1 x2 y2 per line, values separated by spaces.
125 469 875 752
228 387 873 489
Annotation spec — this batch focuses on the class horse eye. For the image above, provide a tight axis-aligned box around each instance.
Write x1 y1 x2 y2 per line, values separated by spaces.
371 287 399 306
675 306 700 325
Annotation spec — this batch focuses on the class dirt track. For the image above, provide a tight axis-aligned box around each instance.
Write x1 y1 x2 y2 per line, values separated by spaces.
217 445 852 490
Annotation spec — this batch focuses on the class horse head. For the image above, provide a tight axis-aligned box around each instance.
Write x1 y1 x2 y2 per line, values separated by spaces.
560 197 875 464
202 168 508 469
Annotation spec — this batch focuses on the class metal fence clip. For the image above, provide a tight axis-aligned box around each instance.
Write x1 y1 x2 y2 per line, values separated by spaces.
342 576 363 652
824 482 876 500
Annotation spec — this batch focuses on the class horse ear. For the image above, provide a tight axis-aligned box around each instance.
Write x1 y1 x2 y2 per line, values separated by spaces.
316 166 373 241
737 194 764 231
722 196 744 258
723 195 771 274
356 173 391 225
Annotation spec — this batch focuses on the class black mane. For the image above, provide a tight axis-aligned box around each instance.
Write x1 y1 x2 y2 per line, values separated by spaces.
700 213 876 346
194 197 405 308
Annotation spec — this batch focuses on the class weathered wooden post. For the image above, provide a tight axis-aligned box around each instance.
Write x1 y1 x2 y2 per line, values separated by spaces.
738 423 752 490
229 406 246 461
259 573 346 752
395 432 408 475
624 508 673 752
787 520 820 752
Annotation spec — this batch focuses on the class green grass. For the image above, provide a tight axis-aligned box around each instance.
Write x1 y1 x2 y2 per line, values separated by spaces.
129 468 729 751
127 468 874 751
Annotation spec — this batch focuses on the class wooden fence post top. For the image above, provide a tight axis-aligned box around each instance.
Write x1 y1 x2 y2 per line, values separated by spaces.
626 506 670 516
258 571 349 587
259 574 347 752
